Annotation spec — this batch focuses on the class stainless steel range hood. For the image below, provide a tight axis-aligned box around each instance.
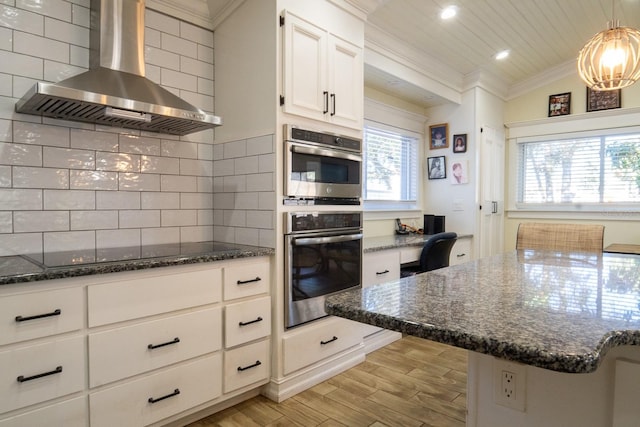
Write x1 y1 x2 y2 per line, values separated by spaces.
15 0 222 136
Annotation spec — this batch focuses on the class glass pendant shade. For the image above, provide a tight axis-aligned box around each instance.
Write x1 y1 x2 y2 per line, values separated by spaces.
577 21 640 91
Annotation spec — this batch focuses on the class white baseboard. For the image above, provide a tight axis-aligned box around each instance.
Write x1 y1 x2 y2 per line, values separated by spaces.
363 329 402 354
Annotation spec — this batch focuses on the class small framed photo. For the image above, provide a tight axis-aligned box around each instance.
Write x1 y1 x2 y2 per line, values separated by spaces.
450 160 469 185
427 156 446 180
429 123 448 149
453 134 467 153
586 87 621 112
548 92 571 117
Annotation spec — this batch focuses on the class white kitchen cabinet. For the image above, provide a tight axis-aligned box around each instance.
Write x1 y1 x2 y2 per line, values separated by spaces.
282 10 363 130
223 258 270 301
450 236 473 266
224 296 271 349
362 250 400 287
224 339 270 393
0 396 87 427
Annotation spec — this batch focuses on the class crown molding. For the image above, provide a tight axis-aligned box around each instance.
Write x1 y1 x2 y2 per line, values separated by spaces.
507 59 577 100
463 69 509 100
147 0 212 28
343 0 391 17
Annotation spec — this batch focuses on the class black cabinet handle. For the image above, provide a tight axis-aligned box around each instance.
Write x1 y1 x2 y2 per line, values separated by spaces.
376 269 390 275
457 253 466 257
321 336 338 345
330 93 336 116
237 277 261 285
237 360 261 372
148 337 180 350
148 388 180 404
15 309 61 322
17 366 62 383
239 316 263 327
323 91 329 114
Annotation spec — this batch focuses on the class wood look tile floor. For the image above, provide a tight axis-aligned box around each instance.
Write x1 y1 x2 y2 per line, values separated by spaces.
187 336 467 427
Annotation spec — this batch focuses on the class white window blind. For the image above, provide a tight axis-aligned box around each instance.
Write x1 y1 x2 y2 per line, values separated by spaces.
517 131 640 205
363 125 418 203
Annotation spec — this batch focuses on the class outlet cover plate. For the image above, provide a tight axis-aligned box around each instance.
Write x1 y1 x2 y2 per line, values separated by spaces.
493 358 527 411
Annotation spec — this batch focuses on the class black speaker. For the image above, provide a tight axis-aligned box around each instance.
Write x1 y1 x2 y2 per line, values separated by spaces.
433 216 445 234
423 215 434 234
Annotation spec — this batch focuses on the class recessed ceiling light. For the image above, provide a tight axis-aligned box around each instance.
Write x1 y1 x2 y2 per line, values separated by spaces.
495 50 510 60
440 6 458 20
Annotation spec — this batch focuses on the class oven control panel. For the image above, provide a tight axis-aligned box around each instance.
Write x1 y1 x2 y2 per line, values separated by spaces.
287 125 361 152
286 212 362 233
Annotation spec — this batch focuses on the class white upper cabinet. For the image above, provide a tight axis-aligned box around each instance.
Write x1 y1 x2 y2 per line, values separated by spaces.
282 10 363 130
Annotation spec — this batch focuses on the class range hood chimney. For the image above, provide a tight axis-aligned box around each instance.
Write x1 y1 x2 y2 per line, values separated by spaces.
15 0 222 136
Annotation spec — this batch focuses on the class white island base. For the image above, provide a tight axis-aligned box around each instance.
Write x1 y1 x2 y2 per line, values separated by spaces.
467 345 640 427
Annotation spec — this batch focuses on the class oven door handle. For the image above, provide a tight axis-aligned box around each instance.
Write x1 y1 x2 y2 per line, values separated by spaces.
293 233 363 246
290 144 362 163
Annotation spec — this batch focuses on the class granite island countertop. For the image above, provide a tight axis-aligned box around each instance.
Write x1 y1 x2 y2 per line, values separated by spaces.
0 241 274 285
326 249 640 374
363 232 472 253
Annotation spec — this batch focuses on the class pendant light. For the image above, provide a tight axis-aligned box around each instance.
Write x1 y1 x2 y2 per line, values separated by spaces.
577 1 640 91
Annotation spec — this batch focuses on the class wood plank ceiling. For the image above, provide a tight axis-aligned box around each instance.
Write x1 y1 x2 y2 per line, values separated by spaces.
361 0 640 107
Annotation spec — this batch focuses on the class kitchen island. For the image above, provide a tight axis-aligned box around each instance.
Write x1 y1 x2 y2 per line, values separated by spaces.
326 249 640 426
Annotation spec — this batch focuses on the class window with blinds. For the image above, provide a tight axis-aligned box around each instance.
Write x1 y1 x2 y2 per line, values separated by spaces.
363 125 418 204
516 131 640 205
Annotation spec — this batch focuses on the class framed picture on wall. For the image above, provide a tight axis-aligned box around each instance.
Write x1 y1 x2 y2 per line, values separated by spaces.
548 92 571 117
427 156 446 180
453 134 467 153
429 123 448 149
586 87 621 112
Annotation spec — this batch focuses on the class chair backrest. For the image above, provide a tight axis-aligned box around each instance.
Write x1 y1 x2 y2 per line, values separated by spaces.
515 222 604 252
419 232 458 272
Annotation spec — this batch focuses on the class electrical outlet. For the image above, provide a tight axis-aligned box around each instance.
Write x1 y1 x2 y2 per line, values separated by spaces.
494 359 526 411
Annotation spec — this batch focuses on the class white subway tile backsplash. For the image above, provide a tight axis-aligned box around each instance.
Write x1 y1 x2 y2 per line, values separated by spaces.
161 209 196 226
44 230 94 252
0 142 42 166
44 189 94 210
161 139 197 159
198 143 213 160
180 21 212 47
234 156 259 175
119 173 160 191
145 9 179 36
140 155 179 174
212 159 234 177
259 153 276 173
17 0 72 22
246 173 274 192
246 210 273 229
14 121 70 147
197 176 212 193
161 175 197 192
97 228 140 250
71 4 89 27
197 209 213 225
0 232 42 256
70 210 117 230
223 175 246 192
141 192 179 209
224 210 246 227
0 51 43 80
43 60 86 83
213 209 223 225
0 212 11 232
212 143 223 160
144 45 180 71
197 45 214 64
258 191 276 210
0 165 10 187
14 31 68 62
213 192 234 209
14 210 68 232
69 45 89 67
118 134 161 155
161 68 197 91
1 4 44 35
0 117 11 141
43 146 95 169
197 77 213 97
161 32 197 58
119 210 160 228
71 129 118 152
14 166 68 189
213 225 234 244
0 27 12 51
259 229 275 248
235 228 259 246
13 76 38 98
0 188 41 209
180 158 212 176
180 56 213 79
180 192 213 209
223 139 246 159
96 191 139 210
96 152 140 172
141 227 180 246
70 170 118 190
45 16 89 47
179 90 213 112
235 193 259 210
145 63 161 84
246 134 274 156
180 225 212 242
145 27 161 48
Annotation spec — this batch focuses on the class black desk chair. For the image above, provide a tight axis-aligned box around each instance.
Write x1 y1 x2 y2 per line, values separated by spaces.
400 232 458 277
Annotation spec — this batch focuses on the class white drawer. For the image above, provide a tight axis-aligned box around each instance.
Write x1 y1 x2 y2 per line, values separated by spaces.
88 307 222 387
0 336 85 413
223 258 270 301
450 237 472 266
0 287 83 346
283 317 362 375
400 246 422 264
0 396 87 427
88 267 222 327
89 354 222 427
224 296 271 349
223 339 270 393
363 250 400 287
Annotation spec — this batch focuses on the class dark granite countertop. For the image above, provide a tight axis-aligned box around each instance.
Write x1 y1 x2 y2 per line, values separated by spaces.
0 241 274 285
326 249 640 374
363 233 472 253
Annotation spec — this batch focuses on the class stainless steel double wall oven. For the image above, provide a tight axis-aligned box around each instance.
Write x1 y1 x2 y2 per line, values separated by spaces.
283 125 363 328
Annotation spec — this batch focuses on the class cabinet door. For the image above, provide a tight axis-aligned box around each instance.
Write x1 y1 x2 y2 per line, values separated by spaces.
0 396 87 427
450 237 473 266
328 34 363 129
362 250 400 287
282 11 327 122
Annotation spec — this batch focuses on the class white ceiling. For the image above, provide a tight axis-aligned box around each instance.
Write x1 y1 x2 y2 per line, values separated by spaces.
357 0 640 108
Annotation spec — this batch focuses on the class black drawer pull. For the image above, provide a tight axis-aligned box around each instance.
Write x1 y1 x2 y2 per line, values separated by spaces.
148 388 180 404
237 360 262 372
321 336 338 345
239 316 263 327
376 269 390 275
457 253 466 257
147 337 180 350
17 366 62 383
237 277 261 285
15 309 61 322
